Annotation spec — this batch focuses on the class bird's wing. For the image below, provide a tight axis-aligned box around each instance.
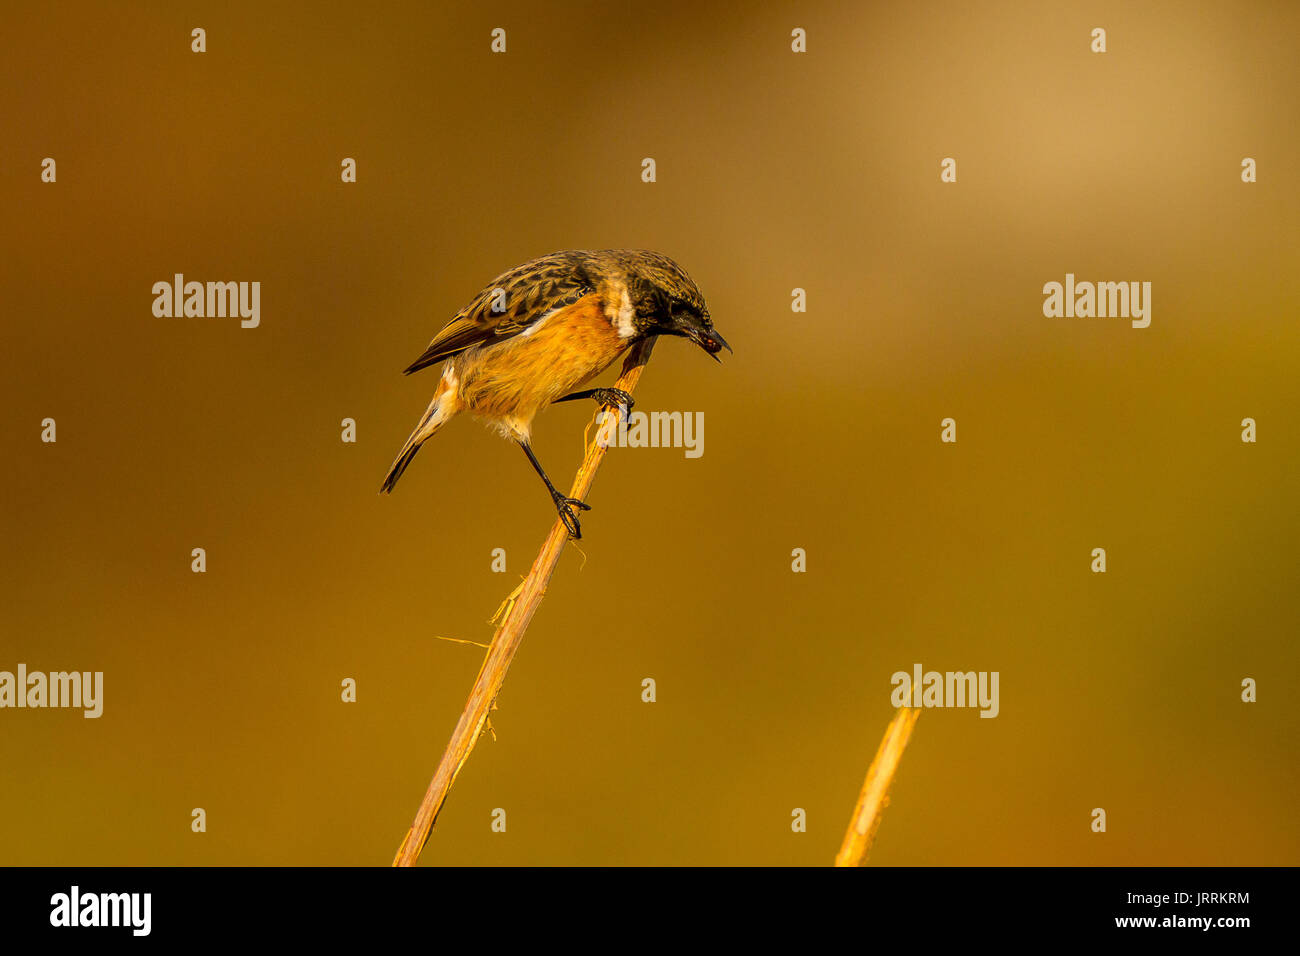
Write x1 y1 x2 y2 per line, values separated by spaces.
403 252 595 374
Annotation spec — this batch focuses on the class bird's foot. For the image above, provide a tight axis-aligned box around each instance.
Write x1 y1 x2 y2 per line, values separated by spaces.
590 388 634 413
552 492 592 539
555 388 634 413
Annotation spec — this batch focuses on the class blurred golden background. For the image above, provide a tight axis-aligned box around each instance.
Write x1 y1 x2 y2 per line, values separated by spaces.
1 1 1296 865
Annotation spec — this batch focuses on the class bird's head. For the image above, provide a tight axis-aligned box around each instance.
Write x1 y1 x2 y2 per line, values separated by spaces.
618 250 731 361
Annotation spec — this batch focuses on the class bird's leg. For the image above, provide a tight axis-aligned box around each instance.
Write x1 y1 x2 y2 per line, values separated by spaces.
554 388 634 414
520 442 591 539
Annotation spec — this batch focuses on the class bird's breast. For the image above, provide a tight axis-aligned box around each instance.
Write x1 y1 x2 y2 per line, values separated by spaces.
455 293 633 423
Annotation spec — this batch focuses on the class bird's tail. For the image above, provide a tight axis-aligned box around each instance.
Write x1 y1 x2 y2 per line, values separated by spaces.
380 380 461 494
379 436 426 494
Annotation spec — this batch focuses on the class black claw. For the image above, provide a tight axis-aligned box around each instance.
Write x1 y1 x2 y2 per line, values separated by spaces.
552 493 592 539
596 388 634 412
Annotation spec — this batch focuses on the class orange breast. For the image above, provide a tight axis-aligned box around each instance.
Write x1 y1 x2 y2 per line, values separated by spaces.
455 294 632 430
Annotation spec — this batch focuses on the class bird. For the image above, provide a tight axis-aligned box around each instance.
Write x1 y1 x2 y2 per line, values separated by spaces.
380 249 729 538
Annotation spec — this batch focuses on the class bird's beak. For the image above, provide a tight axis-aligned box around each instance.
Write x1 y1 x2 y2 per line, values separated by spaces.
686 325 731 362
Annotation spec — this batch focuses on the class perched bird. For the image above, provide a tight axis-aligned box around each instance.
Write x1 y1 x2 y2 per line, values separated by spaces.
380 249 729 537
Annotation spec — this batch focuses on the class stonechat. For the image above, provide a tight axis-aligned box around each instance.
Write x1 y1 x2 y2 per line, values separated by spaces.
380 249 729 537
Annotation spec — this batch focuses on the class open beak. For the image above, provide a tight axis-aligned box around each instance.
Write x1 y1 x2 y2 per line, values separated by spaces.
686 326 731 362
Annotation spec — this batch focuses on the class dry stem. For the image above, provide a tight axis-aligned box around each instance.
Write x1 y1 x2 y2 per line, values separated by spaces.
834 707 920 866
392 337 656 866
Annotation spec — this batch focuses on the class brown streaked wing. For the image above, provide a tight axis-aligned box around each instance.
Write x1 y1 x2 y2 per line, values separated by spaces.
402 251 594 375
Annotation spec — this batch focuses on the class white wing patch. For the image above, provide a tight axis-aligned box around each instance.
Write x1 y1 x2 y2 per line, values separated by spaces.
520 308 556 337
